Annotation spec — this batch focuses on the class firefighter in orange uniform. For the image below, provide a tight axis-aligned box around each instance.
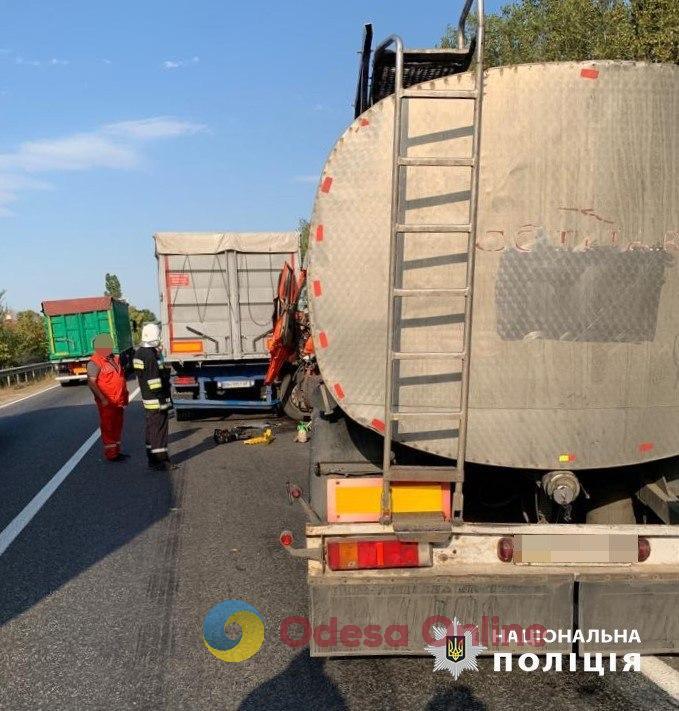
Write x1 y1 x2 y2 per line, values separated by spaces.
87 333 129 462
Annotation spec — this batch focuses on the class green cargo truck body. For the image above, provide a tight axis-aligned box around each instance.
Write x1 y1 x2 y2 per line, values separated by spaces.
41 296 134 383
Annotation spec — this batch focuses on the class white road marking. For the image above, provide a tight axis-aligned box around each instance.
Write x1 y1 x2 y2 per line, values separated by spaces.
0 387 140 557
0 383 60 410
641 656 679 701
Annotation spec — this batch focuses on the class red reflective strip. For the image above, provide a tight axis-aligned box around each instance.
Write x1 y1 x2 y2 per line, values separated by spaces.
334 383 345 399
639 442 654 453
375 541 384 567
326 542 342 570
360 118 370 127
164 255 175 343
316 225 324 242
321 176 333 193
580 68 599 80
313 280 322 297
318 331 329 348
371 418 385 432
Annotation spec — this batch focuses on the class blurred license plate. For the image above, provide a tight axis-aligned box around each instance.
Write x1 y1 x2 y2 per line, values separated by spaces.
218 379 254 389
514 534 637 564
73 367 87 374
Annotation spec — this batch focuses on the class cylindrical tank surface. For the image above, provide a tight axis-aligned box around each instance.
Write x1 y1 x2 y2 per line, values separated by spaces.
308 61 679 469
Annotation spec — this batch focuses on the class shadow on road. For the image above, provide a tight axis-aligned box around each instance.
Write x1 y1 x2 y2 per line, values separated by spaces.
171 434 218 465
238 650 347 711
237 650 488 710
168 427 200 444
425 688 487 710
0 402 174 626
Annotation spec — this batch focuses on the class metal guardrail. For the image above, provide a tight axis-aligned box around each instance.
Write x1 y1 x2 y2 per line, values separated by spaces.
0 361 54 388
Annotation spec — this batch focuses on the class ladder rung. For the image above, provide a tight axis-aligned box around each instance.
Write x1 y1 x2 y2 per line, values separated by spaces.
395 223 471 233
392 351 465 360
397 156 474 168
403 48 470 56
386 466 463 483
389 410 463 419
402 89 477 100
394 287 469 297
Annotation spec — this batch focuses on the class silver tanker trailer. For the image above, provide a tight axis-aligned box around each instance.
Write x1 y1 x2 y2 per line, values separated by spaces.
280 1 679 658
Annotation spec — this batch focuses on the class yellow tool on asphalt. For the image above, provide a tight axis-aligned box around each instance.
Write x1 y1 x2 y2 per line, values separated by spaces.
243 428 273 445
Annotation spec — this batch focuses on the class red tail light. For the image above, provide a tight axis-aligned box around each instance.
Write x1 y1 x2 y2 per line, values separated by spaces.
637 537 651 562
497 537 514 563
326 539 431 571
174 375 197 386
279 531 294 547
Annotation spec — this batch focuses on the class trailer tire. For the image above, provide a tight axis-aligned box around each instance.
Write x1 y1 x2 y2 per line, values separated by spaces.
280 372 311 422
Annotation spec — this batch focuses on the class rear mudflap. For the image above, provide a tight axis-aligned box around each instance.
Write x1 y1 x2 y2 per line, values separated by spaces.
309 575 573 657
578 576 679 655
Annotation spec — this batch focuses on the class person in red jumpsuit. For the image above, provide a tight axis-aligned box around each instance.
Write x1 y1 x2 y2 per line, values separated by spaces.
87 333 129 462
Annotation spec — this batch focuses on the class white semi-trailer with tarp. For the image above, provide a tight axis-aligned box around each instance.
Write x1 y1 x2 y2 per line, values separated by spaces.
280 0 679 658
154 231 299 416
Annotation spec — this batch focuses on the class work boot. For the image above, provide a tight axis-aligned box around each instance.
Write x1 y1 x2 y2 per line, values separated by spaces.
109 453 130 462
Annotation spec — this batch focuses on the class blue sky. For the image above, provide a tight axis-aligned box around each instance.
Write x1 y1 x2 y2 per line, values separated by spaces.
1 0 503 313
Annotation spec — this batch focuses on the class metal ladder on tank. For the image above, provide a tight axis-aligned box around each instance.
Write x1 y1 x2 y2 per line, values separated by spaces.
379 0 485 527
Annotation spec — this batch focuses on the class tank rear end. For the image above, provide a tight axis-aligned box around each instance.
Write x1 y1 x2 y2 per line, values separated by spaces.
308 61 679 470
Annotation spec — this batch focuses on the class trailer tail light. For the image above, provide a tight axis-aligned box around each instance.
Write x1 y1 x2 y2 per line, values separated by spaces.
497 537 514 563
174 375 197 386
637 537 651 562
170 339 203 354
326 539 431 571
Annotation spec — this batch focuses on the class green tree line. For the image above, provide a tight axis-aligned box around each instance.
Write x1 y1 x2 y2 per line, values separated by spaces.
104 274 157 344
441 0 678 65
0 291 47 368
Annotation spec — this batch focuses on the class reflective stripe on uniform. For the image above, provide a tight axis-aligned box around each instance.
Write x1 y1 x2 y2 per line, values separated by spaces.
133 359 144 370
104 443 118 449
148 377 162 390
143 398 171 410
150 448 168 454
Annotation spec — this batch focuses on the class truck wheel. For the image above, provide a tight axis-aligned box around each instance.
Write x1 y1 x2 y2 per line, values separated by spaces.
280 372 311 422
59 381 71 387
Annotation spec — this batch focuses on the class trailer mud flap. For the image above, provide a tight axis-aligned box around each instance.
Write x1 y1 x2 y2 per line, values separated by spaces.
308 575 573 657
578 576 679 655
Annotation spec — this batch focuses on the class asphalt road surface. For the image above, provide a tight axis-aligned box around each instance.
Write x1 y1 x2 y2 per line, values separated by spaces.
0 384 677 710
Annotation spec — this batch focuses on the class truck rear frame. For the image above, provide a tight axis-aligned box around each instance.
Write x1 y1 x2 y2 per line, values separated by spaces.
154 232 299 414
